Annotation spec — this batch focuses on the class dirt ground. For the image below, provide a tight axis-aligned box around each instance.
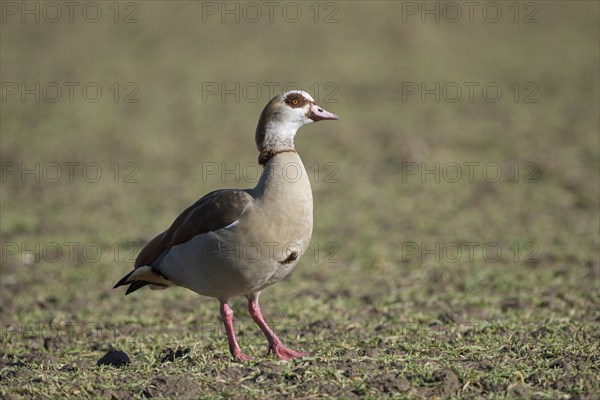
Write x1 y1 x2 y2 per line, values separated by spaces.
2 2 599 399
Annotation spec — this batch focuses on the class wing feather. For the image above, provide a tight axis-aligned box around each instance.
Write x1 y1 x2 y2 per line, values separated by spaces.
135 189 253 268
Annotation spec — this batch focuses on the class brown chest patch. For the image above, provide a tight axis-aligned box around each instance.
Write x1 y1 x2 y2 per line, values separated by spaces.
284 92 310 108
280 251 298 265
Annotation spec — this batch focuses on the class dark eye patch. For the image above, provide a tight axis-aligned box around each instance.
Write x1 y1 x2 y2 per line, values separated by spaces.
284 93 309 108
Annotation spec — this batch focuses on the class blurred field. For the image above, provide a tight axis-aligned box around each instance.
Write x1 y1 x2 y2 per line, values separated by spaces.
1 1 599 398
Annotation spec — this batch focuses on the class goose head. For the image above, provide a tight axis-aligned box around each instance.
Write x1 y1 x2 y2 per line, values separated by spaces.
256 90 339 164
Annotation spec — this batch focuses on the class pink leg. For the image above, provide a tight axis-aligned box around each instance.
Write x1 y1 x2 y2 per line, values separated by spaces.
247 298 306 361
219 302 253 361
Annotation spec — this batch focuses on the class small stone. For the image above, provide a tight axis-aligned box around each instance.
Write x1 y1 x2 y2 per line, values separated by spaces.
97 350 130 367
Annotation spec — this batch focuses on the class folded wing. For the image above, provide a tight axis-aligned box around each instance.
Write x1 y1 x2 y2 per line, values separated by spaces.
114 189 254 293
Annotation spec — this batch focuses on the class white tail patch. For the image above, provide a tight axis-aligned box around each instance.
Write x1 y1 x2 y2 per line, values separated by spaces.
129 266 172 286
224 219 239 230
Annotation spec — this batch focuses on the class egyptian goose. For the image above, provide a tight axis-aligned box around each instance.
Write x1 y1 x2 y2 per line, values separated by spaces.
114 91 339 361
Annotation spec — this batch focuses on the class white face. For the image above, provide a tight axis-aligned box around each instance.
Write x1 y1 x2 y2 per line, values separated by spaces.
279 90 316 127
279 90 339 126
284 90 315 102
256 90 339 152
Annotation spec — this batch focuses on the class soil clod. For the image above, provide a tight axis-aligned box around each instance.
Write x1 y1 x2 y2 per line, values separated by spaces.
97 350 131 367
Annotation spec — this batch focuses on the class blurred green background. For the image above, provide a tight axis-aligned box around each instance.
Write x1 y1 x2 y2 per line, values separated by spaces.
1 1 599 398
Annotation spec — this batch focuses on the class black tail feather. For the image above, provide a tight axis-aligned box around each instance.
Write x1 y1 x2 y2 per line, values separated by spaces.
114 266 169 295
113 269 151 295
125 280 151 295
113 269 136 289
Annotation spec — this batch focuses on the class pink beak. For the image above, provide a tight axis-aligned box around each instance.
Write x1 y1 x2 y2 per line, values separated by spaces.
308 103 339 121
